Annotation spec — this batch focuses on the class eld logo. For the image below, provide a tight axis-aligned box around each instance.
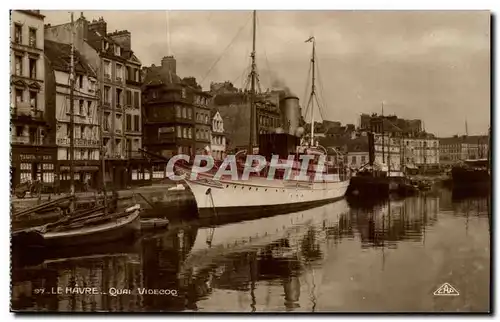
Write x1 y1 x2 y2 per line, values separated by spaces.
433 283 460 296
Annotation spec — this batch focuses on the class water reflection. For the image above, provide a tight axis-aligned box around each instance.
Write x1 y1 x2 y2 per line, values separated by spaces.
11 188 491 312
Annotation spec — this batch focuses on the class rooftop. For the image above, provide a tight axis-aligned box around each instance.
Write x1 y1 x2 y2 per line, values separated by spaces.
44 40 96 77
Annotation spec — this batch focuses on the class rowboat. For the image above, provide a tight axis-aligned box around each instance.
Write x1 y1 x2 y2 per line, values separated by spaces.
42 204 141 248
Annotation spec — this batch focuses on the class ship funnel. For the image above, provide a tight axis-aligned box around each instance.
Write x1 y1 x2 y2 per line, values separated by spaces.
280 95 300 136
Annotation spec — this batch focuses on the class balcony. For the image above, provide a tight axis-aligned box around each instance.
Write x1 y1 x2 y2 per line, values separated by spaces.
11 106 45 124
115 128 123 135
127 150 146 159
11 136 30 145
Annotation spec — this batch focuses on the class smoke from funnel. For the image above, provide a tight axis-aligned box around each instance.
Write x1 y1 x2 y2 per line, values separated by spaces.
269 72 294 97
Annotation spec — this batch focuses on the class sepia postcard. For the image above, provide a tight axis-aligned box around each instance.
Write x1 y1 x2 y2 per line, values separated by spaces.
9 9 491 313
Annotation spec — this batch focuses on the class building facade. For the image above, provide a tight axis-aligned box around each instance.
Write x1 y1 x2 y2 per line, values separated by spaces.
108 30 143 159
439 135 489 165
210 110 226 160
142 56 210 158
372 133 402 174
211 82 282 150
10 10 57 189
401 136 440 169
45 15 143 188
44 39 100 191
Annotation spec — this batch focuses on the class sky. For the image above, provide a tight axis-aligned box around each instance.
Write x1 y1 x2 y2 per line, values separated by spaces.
41 10 491 137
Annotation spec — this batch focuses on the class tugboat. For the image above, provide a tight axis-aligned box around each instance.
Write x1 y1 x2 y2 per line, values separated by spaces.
178 11 350 219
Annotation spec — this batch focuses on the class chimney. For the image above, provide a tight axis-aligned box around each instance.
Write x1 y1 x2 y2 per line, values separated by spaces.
108 30 131 51
161 56 177 74
88 17 107 35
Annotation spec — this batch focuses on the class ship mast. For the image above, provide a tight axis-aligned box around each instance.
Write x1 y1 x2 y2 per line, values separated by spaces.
69 13 76 210
305 37 316 146
247 10 257 155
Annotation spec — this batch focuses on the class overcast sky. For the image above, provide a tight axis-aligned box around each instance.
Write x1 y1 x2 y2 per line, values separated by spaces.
42 10 490 137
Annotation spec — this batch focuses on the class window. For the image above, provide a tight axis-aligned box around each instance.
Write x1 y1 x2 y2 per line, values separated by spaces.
104 86 111 104
133 115 139 132
126 114 132 131
183 128 188 138
78 100 84 115
14 24 22 44
104 112 110 131
182 107 187 119
28 27 37 47
87 101 92 117
188 128 193 139
16 126 23 137
29 91 37 108
15 89 23 104
176 105 181 118
126 90 132 106
115 46 121 56
116 89 122 106
29 58 36 79
75 125 81 139
116 64 123 81
361 156 366 163
78 74 83 88
181 88 186 99
133 92 139 108
15 55 22 76
187 108 192 119
104 61 111 78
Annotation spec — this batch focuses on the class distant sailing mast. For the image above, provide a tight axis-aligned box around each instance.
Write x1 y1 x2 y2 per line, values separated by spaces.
247 10 257 155
69 13 76 211
305 36 317 146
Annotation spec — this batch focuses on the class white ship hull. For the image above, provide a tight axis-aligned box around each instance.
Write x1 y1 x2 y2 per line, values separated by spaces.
184 175 350 219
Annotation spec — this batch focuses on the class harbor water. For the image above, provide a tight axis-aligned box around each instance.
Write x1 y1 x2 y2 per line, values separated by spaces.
11 187 491 312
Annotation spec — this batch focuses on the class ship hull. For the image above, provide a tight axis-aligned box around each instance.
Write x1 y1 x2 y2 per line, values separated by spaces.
184 177 350 219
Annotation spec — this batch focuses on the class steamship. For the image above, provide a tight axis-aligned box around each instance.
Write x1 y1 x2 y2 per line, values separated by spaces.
179 11 350 219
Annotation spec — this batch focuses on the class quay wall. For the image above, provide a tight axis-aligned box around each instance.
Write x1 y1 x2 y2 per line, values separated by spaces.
11 184 197 220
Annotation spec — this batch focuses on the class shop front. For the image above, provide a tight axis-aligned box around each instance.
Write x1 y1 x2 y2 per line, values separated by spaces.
11 145 58 193
58 161 101 192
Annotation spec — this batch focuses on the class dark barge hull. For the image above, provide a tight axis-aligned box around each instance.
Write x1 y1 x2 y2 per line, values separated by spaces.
347 175 413 197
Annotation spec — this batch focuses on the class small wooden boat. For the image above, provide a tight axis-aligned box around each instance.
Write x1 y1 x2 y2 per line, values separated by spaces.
42 204 141 248
140 218 169 230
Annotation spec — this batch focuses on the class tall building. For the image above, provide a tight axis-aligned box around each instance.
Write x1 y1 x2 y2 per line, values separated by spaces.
210 82 282 151
45 15 143 187
107 30 143 159
10 10 57 189
142 56 211 158
44 39 100 191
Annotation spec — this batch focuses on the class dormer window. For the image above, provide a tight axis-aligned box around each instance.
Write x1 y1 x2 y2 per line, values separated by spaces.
115 46 121 56
181 88 186 99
